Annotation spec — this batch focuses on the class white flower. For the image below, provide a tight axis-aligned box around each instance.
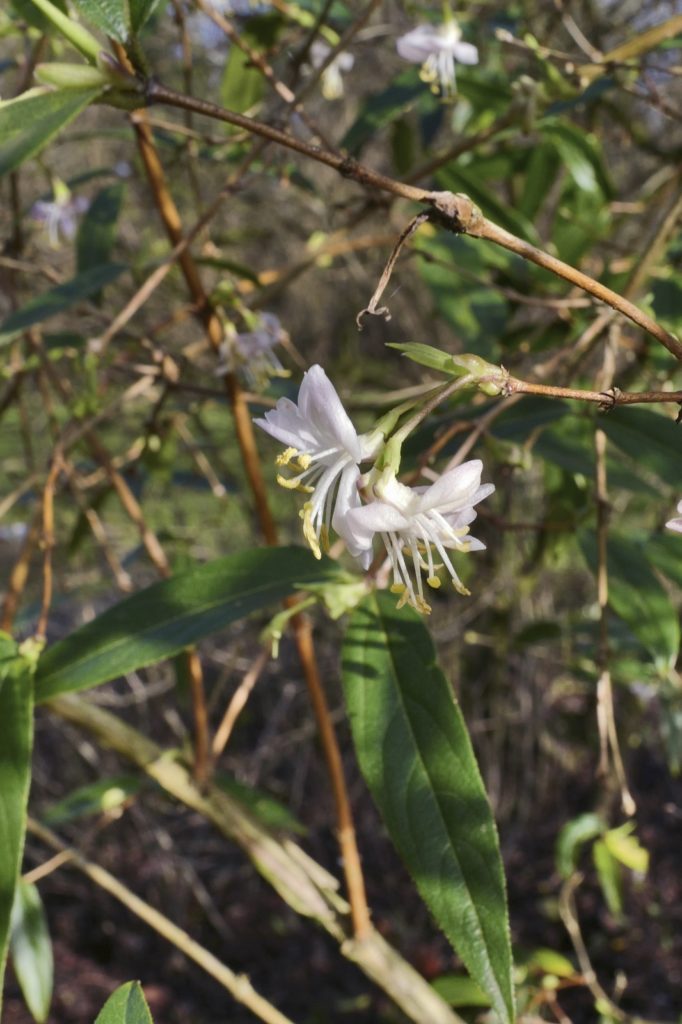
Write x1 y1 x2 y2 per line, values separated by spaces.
666 500 682 533
396 19 478 96
309 40 355 100
346 460 493 613
218 313 287 387
31 186 89 248
255 365 382 559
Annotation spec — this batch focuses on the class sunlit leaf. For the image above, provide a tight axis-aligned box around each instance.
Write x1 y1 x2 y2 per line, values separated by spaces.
10 881 53 1024
0 87 102 179
0 639 35 1018
94 981 154 1024
342 594 515 1024
36 547 342 701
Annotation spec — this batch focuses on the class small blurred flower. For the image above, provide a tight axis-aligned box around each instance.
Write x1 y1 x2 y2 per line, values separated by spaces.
346 461 493 613
218 312 288 388
666 500 682 533
254 365 382 560
309 40 355 100
396 18 478 97
30 181 89 248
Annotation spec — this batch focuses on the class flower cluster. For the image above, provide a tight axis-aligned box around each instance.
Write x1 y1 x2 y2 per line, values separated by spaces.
30 182 89 248
217 312 288 388
256 366 493 613
396 17 478 97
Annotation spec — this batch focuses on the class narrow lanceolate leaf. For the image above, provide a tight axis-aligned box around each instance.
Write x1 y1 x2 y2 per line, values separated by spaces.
69 0 128 42
0 263 125 346
94 981 154 1024
342 594 515 1024
36 547 342 701
0 640 35 1018
10 881 53 1024
0 87 103 179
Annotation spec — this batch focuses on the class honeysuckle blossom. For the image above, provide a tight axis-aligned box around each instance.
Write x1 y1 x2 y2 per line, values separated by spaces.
346 461 494 613
30 183 89 247
218 313 288 387
309 40 355 100
255 365 382 559
396 19 478 96
666 501 682 533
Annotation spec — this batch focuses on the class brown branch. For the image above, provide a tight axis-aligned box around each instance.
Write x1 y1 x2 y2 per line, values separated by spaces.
506 378 682 407
145 83 682 361
119 73 371 937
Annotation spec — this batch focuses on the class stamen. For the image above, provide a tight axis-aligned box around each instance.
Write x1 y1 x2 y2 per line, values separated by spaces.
300 503 322 559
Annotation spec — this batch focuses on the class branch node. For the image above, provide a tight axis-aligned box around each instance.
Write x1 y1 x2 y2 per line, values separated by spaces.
428 191 485 235
598 386 621 412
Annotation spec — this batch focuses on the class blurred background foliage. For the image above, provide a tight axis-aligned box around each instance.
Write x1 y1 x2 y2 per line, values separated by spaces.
1 0 681 1021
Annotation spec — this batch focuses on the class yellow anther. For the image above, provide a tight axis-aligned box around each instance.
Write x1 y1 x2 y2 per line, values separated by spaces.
276 473 313 493
390 583 406 595
320 524 330 553
300 503 322 559
427 576 441 589
452 579 471 597
276 447 299 467
416 596 432 615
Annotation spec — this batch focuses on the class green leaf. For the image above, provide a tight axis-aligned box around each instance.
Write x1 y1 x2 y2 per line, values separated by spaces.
76 183 125 272
42 774 142 825
0 641 35 1018
555 812 604 878
36 546 342 701
25 0 102 61
69 0 128 42
592 839 622 916
541 121 612 196
603 822 648 874
94 981 154 1024
220 45 264 115
600 407 682 486
0 263 125 346
214 775 306 835
342 593 515 1024
431 974 490 1008
128 0 166 35
10 0 67 32
0 86 103 179
342 70 425 154
9 881 53 1024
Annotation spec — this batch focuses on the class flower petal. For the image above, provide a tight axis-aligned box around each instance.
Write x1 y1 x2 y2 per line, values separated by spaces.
396 24 442 63
453 41 479 65
298 366 363 461
415 460 485 513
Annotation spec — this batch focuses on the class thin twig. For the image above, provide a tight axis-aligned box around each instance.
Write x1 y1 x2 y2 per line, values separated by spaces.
27 819 299 1024
146 83 682 360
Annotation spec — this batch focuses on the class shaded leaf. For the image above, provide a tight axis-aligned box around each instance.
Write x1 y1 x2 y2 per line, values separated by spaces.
10 881 53 1024
0 263 125 346
601 407 682 486
77 183 125 273
94 981 154 1024
36 547 342 701
42 775 142 825
215 775 306 835
0 86 102 179
580 532 680 671
342 594 514 1024
0 640 35 1018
